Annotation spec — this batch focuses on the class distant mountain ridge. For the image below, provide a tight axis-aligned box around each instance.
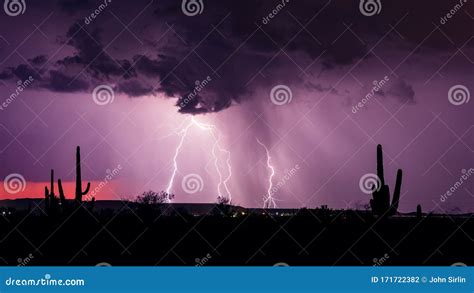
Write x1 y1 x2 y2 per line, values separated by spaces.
1 198 472 217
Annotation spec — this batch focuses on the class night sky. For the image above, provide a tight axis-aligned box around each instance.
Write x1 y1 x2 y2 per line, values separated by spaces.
0 0 472 212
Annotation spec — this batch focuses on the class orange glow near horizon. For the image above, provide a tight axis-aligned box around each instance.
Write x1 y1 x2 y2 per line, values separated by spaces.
0 180 121 200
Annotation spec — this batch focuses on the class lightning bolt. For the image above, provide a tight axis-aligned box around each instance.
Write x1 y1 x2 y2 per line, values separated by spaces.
165 120 193 202
166 117 232 202
256 138 277 209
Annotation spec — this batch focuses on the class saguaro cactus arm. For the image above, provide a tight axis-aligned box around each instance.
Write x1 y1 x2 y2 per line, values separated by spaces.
58 179 66 205
75 146 91 202
376 144 385 186
371 144 403 217
44 186 50 211
82 182 91 195
390 169 402 214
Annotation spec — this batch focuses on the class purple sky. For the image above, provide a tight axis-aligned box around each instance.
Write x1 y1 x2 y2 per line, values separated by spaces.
0 0 473 212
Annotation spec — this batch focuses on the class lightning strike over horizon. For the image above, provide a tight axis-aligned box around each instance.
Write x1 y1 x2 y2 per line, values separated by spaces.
166 117 232 202
256 138 277 209
165 120 193 201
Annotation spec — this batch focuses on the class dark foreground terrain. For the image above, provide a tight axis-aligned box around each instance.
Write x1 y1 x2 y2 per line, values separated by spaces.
0 200 471 266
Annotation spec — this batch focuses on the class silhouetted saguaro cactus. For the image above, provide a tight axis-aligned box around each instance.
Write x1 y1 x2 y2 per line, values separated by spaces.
44 147 94 215
75 146 90 204
44 186 50 212
416 204 422 219
89 197 95 212
49 169 55 197
57 178 68 208
370 144 403 217
45 169 59 215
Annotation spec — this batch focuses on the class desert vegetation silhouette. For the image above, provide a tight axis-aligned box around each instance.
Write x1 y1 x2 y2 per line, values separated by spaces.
0 144 471 266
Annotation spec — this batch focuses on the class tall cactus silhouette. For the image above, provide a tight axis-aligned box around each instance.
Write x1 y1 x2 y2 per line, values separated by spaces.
44 169 58 214
44 186 51 212
57 178 67 207
370 144 402 217
49 169 55 197
44 146 93 215
416 204 422 219
75 146 90 203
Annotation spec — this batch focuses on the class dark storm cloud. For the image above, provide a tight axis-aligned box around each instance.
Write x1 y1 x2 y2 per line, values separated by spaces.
133 55 162 78
45 70 89 92
58 22 136 79
0 64 42 81
118 80 153 97
305 81 338 94
386 79 415 104
29 55 48 66
0 71 10 79
375 79 416 104
0 0 470 113
57 0 94 14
